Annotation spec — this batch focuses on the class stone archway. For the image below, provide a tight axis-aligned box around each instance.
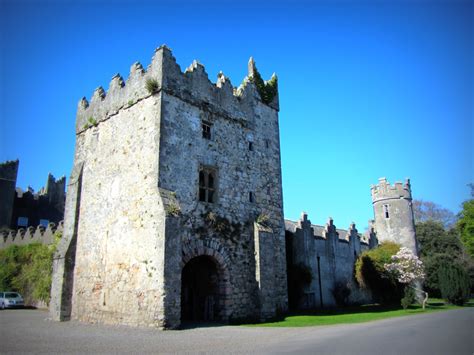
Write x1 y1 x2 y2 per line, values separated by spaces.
181 238 231 322
181 255 219 321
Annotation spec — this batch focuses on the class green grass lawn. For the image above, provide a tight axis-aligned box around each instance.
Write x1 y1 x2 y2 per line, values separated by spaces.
244 299 473 327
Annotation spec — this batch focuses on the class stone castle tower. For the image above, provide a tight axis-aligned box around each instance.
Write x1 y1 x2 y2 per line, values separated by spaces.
0 160 19 229
371 177 417 254
50 46 288 328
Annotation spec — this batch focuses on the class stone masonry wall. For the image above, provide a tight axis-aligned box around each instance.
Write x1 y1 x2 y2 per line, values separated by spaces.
154 49 287 323
51 46 287 328
69 94 166 327
286 213 376 309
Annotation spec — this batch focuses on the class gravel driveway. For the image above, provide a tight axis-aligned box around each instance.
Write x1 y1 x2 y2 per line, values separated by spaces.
1 308 473 354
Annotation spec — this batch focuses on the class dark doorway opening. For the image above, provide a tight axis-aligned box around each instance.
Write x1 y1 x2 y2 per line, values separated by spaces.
181 255 220 322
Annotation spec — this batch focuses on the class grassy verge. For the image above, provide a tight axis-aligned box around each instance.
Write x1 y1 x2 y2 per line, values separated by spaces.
244 299 473 327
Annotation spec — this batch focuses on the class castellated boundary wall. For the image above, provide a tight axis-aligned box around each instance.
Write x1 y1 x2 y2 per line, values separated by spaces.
51 45 287 329
0 222 63 249
285 213 377 308
0 159 66 231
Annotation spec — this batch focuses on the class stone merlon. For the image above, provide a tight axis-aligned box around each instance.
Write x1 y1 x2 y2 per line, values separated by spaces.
76 45 279 134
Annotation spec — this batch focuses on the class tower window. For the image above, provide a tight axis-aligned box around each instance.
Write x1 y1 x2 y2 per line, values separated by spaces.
265 139 270 149
199 167 217 203
383 204 390 219
249 191 254 203
248 141 253 151
202 121 212 140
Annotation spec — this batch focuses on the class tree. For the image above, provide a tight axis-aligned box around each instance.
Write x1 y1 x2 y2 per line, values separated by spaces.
384 247 427 309
412 199 456 229
416 220 463 259
415 220 468 296
457 195 474 258
438 263 470 305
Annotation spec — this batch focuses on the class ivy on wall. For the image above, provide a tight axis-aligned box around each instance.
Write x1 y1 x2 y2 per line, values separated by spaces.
248 61 278 105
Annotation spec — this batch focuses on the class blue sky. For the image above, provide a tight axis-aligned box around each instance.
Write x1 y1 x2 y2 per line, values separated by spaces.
0 0 472 230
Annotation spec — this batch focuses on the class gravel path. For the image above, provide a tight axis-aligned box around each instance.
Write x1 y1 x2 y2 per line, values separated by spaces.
1 308 473 354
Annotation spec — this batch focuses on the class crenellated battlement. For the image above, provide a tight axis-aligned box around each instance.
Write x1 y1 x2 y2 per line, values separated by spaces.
286 214 375 246
76 45 279 134
0 221 63 249
370 177 412 202
0 159 19 179
286 212 377 309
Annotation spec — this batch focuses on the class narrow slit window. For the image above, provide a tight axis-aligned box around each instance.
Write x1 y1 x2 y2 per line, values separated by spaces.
249 191 254 203
202 121 212 140
248 142 253 151
383 204 390 219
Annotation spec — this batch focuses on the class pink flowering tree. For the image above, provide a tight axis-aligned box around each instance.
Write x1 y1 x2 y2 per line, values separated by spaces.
384 247 428 309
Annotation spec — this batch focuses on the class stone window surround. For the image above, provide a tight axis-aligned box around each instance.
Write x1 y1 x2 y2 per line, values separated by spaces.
199 165 218 203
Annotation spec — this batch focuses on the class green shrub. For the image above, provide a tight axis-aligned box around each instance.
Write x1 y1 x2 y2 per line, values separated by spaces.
256 213 270 227
0 232 61 305
438 262 470 305
355 242 403 304
422 253 453 297
401 286 416 309
165 203 181 217
145 78 159 94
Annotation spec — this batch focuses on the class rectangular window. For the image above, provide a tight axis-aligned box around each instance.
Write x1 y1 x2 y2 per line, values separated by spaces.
248 142 253 151
199 167 217 203
265 139 270 149
202 121 212 140
383 204 390 219
39 219 49 227
17 217 28 227
249 191 254 203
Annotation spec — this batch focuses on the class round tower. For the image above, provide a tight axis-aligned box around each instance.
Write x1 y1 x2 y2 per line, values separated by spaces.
371 177 418 254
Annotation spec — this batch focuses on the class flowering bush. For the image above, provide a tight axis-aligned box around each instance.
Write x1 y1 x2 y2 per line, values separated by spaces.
384 247 428 309
384 247 425 284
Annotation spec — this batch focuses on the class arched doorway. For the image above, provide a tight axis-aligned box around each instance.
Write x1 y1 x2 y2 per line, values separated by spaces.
181 255 220 322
